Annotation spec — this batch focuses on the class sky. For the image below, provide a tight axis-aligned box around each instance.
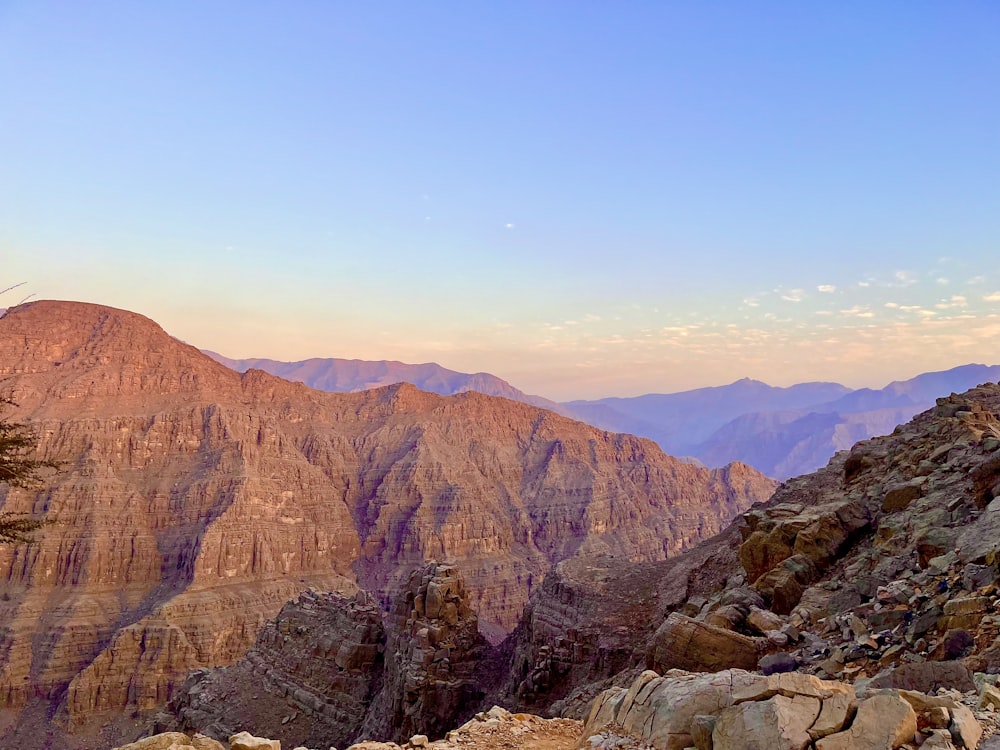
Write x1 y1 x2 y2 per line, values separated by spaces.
2 2 999 400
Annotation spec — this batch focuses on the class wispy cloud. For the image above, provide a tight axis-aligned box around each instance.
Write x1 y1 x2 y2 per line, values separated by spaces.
779 288 805 302
984 292 1000 302
817 285 836 293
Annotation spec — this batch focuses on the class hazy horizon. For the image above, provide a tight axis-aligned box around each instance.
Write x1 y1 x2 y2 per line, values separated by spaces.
3 3 999 400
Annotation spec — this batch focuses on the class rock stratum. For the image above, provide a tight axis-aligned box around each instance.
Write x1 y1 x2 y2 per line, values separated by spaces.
0 300 774 747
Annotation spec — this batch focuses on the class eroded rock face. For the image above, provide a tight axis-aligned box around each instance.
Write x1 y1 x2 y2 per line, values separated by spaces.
166 589 385 749
366 563 497 742
0 300 775 738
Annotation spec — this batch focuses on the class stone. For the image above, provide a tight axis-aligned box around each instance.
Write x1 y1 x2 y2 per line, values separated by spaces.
747 607 784 635
948 703 983 749
979 684 1000 710
962 564 997 591
113 734 198 750
943 597 989 616
647 614 766 674
867 661 976 694
733 672 853 703
922 729 959 749
229 733 281 750
407 736 428 747
713 693 820 750
690 714 716 750
759 653 798 675
808 693 855 741
882 479 926 512
815 692 917 750
583 668 766 750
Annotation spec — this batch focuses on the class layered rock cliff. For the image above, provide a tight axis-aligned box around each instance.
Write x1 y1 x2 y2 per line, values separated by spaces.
0 300 774 743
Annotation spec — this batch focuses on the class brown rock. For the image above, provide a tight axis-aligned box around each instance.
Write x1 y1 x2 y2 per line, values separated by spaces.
882 479 925 512
646 613 766 673
752 555 818 614
808 693 856 741
867 661 976 694
815 692 917 750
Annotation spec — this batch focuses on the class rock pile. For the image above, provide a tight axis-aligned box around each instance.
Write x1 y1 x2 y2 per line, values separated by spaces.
584 668 994 750
119 707 582 750
653 390 1000 688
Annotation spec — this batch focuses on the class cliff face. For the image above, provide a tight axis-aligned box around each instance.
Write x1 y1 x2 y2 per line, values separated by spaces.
0 301 775 736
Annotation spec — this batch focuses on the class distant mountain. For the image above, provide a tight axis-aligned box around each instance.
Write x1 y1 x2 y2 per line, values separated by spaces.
207 351 1000 481
564 378 852 454
204 351 568 415
572 364 1000 479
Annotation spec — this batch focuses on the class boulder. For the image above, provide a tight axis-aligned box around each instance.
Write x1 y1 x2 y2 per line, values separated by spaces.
867 661 976 694
808 693 855 741
113 734 199 750
814 692 917 750
584 669 765 750
646 614 765 673
228 734 281 750
712 693 820 750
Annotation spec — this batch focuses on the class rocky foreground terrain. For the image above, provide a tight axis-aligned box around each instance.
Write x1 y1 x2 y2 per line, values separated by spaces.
117 378 1000 750
0 301 773 747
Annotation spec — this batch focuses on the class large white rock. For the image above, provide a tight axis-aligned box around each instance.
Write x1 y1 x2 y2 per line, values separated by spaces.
815 693 917 750
713 693 821 750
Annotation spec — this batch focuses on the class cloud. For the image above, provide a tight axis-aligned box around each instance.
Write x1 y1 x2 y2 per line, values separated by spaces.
840 306 875 318
504 223 515 229
984 292 1000 302
779 288 805 302
817 285 836 293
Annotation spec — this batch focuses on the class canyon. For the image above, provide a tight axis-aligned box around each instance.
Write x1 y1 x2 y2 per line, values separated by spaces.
138 377 1000 750
0 300 774 747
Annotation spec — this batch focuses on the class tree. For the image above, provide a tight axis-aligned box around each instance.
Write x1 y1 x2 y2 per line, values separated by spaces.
0 396 55 543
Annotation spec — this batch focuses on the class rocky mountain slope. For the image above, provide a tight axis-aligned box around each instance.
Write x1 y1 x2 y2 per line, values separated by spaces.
0 300 774 747
496 380 1000 727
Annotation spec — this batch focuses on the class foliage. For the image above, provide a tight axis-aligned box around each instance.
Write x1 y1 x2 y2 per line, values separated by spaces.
0 396 56 543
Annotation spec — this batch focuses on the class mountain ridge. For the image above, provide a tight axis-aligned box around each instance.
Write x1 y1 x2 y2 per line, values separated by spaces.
205 348 1000 479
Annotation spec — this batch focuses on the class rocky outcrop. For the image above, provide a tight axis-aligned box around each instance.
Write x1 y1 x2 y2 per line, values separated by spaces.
364 563 497 742
583 668 993 750
160 563 508 748
0 300 775 741
165 589 385 749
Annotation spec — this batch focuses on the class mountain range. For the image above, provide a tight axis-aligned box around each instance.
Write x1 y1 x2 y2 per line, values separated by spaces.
0 300 773 747
205 352 1000 479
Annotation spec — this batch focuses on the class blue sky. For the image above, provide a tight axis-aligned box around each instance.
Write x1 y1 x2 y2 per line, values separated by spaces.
2 2 999 399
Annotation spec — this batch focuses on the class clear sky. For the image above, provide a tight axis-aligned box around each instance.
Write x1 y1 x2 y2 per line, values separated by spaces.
2 2 999 400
